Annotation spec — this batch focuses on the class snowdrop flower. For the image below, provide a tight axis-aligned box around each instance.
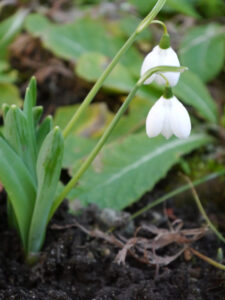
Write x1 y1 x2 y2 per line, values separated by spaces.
140 36 180 86
146 94 191 139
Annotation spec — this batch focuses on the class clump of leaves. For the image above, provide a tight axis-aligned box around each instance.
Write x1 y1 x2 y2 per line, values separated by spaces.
1 77 64 260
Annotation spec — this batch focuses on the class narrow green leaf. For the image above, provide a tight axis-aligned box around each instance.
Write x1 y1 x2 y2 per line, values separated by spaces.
4 106 37 179
36 116 53 152
68 133 211 210
173 70 218 123
2 103 10 119
33 106 43 126
23 78 38 174
24 77 37 115
179 23 225 82
0 136 36 248
28 127 64 254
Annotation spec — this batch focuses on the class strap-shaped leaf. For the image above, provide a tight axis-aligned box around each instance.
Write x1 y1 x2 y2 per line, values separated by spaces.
2 103 10 120
36 116 53 152
21 77 38 176
24 77 37 112
0 136 36 248
4 105 36 182
33 106 43 126
28 127 64 254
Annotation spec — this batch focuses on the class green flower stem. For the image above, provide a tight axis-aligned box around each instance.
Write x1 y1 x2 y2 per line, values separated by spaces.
62 0 166 138
51 65 186 218
150 20 168 34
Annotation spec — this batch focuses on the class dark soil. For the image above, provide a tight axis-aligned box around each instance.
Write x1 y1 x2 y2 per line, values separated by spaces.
0 185 225 300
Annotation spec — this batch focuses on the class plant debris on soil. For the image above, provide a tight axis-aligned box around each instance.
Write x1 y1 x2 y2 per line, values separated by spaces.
0 189 225 300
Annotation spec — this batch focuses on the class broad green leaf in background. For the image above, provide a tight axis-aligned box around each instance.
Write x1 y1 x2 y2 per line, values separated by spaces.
0 9 28 60
76 52 160 101
0 83 22 107
179 23 225 82
164 0 200 18
55 98 151 170
67 133 211 210
0 70 17 83
76 52 136 93
119 15 152 41
173 70 218 123
197 0 225 18
23 13 51 35
55 102 113 138
76 52 216 123
128 0 199 17
25 14 142 75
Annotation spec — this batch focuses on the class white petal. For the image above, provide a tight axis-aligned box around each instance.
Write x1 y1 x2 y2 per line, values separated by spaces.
160 99 173 139
154 46 180 87
170 96 191 139
140 46 159 84
146 97 166 137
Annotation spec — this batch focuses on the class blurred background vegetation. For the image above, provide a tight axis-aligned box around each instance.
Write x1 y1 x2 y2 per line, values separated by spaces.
0 0 225 211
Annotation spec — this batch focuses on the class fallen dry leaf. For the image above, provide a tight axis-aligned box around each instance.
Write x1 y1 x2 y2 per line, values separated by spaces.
51 218 207 270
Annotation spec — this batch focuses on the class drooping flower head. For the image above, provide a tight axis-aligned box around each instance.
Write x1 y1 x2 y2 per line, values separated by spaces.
140 34 180 86
146 89 191 139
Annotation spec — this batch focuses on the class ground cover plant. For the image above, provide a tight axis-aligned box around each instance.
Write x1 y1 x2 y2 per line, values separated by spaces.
0 0 225 299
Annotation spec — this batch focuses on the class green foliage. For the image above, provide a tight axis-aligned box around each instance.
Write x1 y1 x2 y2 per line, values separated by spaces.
0 136 36 248
67 133 211 210
28 128 64 254
55 98 151 170
0 1 222 260
0 9 27 60
179 24 225 82
25 14 142 75
128 0 199 17
0 83 22 107
197 0 225 17
174 71 218 122
1 78 64 256
76 52 217 123
0 10 25 107
119 15 152 41
76 52 136 93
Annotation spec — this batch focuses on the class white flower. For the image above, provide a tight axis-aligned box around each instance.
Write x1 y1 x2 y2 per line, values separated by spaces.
140 45 180 86
146 96 191 139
